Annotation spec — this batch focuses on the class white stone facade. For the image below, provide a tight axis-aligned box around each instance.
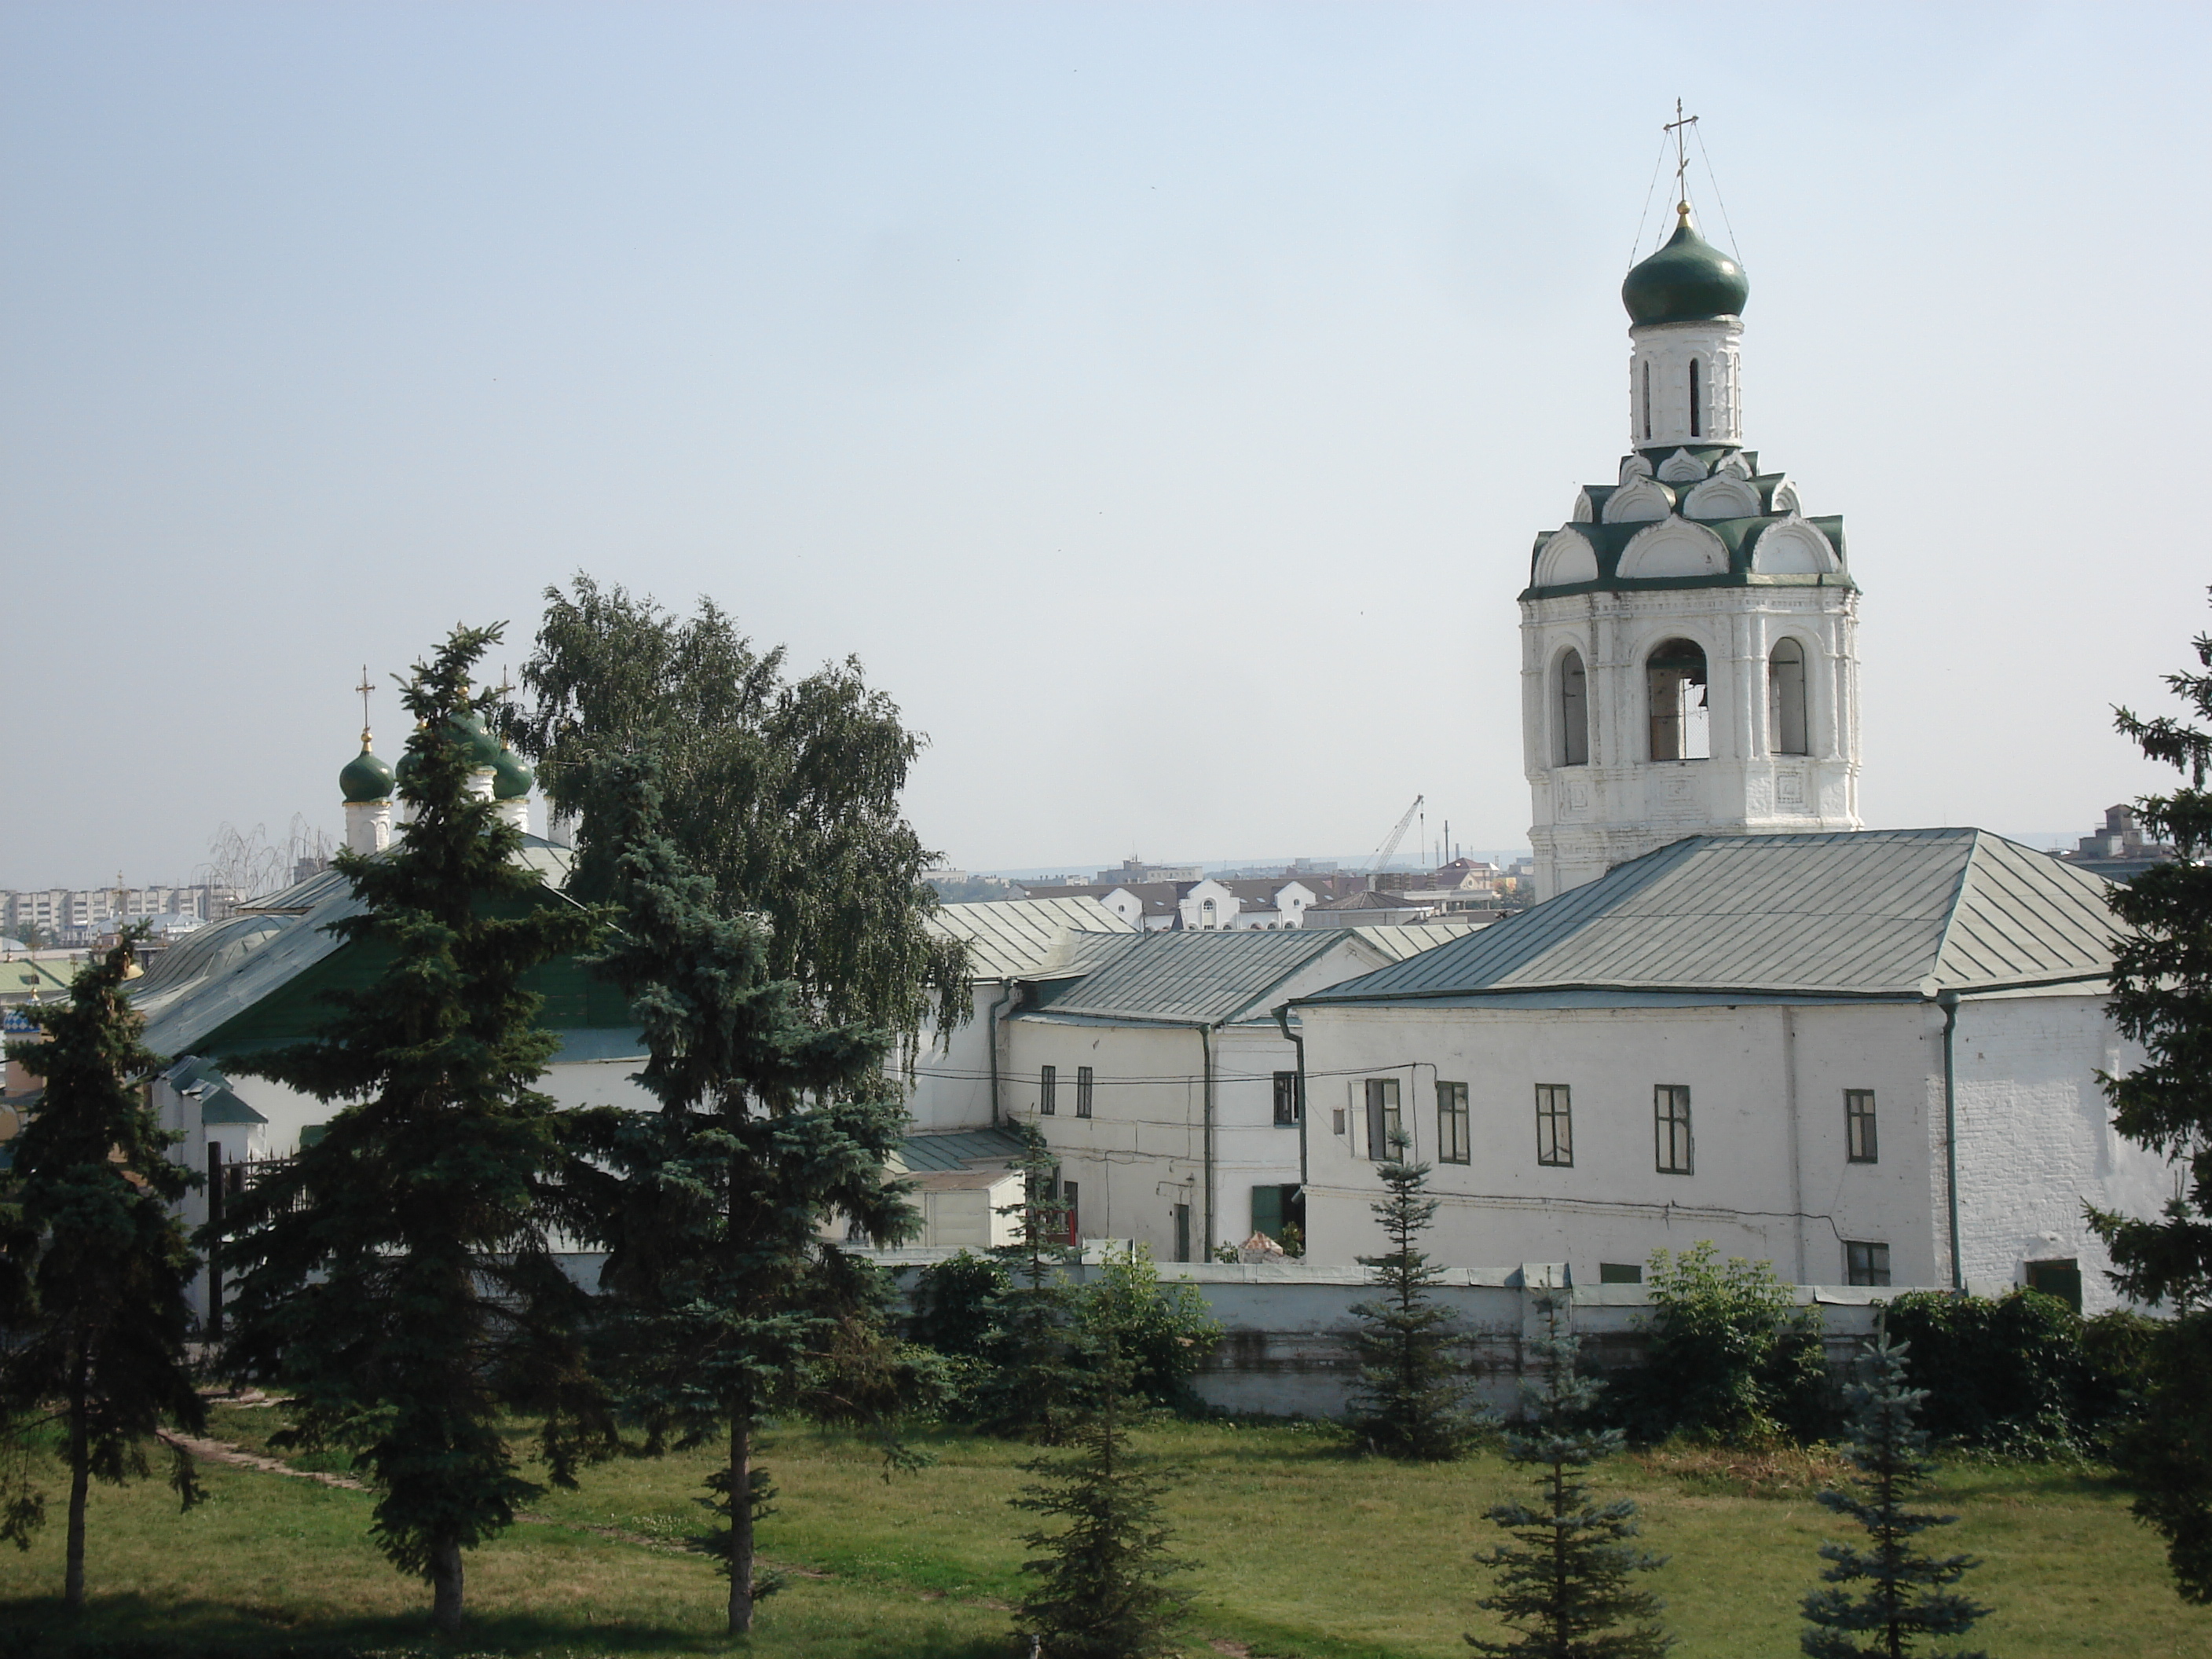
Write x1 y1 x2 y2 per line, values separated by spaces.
1524 583 1862 897
1628 317 1742 449
1295 989 2166 1312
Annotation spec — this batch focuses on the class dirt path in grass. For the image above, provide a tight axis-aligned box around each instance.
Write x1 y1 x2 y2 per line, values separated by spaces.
164 1424 842 1569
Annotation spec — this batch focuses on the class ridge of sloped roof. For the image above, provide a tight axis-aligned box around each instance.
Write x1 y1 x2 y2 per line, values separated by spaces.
1298 829 2123 1005
926 895 1137 980
1020 927 1357 1026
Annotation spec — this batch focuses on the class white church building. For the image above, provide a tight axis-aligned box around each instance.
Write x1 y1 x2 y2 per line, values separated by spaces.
1287 204 2175 1312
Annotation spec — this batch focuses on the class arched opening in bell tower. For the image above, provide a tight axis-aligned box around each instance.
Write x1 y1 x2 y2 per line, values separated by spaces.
1689 359 1702 438
1558 650 1589 766
1768 637 1809 755
1646 639 1710 760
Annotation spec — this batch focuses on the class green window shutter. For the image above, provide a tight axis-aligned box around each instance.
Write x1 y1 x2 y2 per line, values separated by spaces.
1251 1184 1284 1241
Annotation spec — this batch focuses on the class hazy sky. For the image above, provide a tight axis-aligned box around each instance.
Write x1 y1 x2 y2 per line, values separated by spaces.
5 2 2208 889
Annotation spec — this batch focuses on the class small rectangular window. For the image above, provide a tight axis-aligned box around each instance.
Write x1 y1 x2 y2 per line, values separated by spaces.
1173 1203 1191 1263
1845 1089 1877 1163
1436 1081 1470 1164
1654 1085 1693 1175
1846 1240 1890 1287
1363 1077 1402 1161
1039 1065 1057 1115
2026 1258 2082 1312
1598 1262 1643 1285
1076 1065 1094 1119
1273 1071 1302 1126
1057 1179 1079 1246
1331 1106 1346 1137
1535 1083 1573 1167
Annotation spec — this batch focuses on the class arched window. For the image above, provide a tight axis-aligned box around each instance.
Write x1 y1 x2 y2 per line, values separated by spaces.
1646 638 1711 761
1769 637 1809 756
1641 361 1652 441
1558 649 1589 767
1689 359 1703 438
1200 898 1217 930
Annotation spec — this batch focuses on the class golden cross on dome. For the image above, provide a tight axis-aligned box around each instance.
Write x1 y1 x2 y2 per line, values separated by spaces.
356 665 375 740
1664 99 1699 218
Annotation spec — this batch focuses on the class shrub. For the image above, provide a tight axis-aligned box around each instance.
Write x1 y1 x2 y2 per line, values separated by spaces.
908 1250 1009 1359
1610 1242 1831 1445
1883 1288 2151 1458
1079 1246 1221 1412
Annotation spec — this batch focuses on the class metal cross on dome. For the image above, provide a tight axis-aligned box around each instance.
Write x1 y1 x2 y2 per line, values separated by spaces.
1664 99 1699 214
356 665 374 733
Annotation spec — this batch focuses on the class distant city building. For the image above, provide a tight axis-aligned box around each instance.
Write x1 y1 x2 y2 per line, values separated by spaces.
1093 858 1203 886
1017 877 1318 932
2 884 255 946
2056 804 2174 883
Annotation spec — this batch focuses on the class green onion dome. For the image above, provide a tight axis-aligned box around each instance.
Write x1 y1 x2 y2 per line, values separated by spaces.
394 722 427 789
1622 207 1749 326
339 733 395 803
446 711 506 769
492 745 534 801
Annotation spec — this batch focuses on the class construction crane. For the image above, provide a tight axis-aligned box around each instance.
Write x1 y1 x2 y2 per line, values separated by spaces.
1366 793 1424 876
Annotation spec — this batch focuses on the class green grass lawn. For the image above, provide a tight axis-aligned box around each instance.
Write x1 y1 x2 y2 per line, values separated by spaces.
0 1408 2203 1658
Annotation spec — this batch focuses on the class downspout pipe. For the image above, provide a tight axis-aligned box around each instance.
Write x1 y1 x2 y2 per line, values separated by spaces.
1939 990 1963 1291
1272 1002 1309 1200
1199 1024 1216 1258
987 981 1018 1130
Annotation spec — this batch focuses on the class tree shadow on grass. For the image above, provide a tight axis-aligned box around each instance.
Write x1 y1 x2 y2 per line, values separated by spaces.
0 1592 1006 1659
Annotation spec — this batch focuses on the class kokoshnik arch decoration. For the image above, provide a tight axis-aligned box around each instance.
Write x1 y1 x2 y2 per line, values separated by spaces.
1520 140 1860 901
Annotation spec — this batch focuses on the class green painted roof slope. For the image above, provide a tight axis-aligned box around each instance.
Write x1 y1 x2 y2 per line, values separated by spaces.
1298 830 2121 1005
1623 211 1748 325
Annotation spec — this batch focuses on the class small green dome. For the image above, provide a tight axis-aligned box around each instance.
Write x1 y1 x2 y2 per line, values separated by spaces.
1622 209 1749 326
446 711 505 770
340 734 394 804
394 722 427 789
492 745 534 801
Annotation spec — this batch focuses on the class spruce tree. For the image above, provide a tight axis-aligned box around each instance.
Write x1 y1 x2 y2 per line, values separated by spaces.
1346 1130 1477 1460
0 929 206 1608
1800 1333 1990 1659
972 1126 1083 1442
218 624 611 1635
571 753 916 1635
1010 1321 1192 1659
2089 591 2212 1599
1470 1295 1670 1659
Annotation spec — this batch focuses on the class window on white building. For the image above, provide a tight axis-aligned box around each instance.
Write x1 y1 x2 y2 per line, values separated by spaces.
1770 637 1809 756
1845 1089 1877 1163
1039 1065 1057 1115
1845 1240 1890 1287
1654 1085 1693 1174
1689 357 1703 438
1558 650 1589 766
1646 639 1711 761
1536 1083 1573 1167
1436 1082 1470 1164
1273 1071 1302 1126
1363 1077 1402 1161
1075 1065 1093 1119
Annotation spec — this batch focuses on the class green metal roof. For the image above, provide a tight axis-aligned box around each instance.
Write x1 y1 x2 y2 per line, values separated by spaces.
926 895 1136 980
128 836 623 1061
1022 928 1376 1027
891 1126 1029 1174
1298 830 2122 1006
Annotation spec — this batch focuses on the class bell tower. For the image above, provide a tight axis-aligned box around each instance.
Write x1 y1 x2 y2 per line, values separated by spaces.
1521 169 1861 901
